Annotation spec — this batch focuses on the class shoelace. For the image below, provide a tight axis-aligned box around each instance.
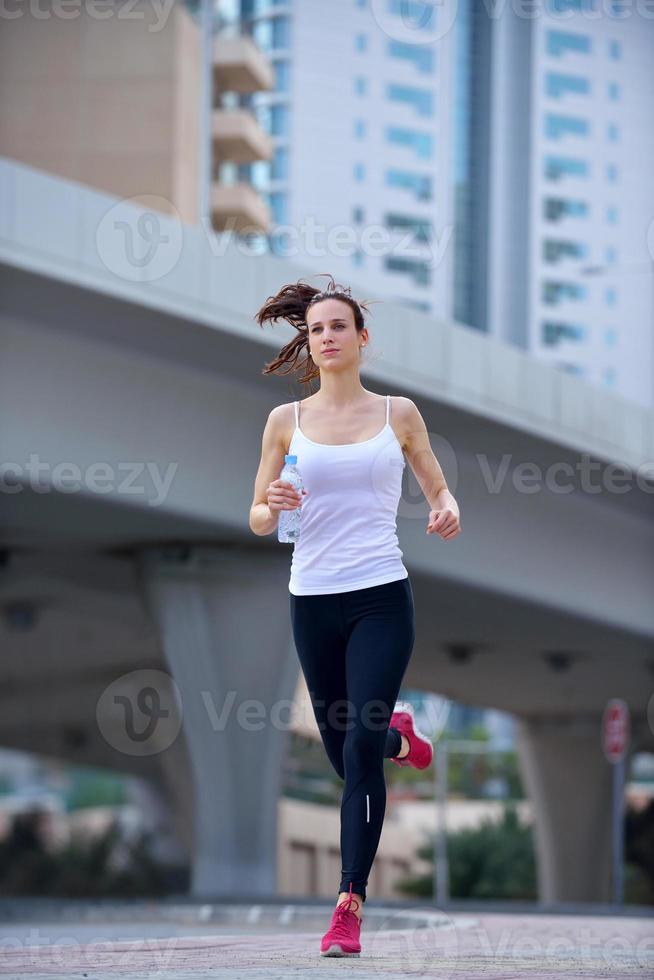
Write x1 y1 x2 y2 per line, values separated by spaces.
328 900 360 940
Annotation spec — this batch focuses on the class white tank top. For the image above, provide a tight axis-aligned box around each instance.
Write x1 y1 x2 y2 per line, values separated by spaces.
287 394 409 595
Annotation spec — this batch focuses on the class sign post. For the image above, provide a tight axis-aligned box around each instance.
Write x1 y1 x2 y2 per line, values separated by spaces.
602 698 630 905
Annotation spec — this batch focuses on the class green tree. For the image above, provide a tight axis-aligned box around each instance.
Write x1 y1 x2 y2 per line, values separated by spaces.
396 803 538 900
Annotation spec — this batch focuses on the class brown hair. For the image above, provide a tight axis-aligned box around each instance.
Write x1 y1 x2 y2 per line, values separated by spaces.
254 273 371 386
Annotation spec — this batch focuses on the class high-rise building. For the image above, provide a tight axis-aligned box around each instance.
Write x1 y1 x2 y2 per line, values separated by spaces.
233 0 654 407
488 0 654 406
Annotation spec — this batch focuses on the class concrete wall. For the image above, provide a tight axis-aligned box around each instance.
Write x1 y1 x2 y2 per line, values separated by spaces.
0 0 200 222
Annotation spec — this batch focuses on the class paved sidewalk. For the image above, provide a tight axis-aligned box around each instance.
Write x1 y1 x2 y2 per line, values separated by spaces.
0 903 652 979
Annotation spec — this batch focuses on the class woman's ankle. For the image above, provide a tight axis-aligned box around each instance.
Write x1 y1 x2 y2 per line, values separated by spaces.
337 891 364 918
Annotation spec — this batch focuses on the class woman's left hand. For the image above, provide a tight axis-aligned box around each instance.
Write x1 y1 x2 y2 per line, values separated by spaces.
426 508 460 539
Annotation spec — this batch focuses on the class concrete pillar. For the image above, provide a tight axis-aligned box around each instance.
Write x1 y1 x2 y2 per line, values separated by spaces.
137 545 298 899
515 715 614 903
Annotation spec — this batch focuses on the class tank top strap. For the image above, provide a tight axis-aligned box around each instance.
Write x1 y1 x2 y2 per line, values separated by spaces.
294 400 299 428
386 394 390 424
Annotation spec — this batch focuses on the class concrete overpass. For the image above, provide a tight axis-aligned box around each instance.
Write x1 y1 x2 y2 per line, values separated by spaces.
1 156 653 904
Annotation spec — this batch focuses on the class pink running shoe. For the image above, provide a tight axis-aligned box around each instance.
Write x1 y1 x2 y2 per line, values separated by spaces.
319 882 362 957
389 701 433 769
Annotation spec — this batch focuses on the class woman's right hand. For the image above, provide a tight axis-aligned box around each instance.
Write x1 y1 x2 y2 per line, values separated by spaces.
266 479 308 512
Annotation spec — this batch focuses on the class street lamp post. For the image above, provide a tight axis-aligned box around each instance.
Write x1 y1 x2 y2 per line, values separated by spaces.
433 738 500 908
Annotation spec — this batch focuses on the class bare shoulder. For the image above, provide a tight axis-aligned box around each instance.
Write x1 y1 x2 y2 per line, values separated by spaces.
268 401 297 455
390 396 423 451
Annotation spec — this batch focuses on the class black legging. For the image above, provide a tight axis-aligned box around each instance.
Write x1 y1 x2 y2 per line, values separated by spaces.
289 576 415 903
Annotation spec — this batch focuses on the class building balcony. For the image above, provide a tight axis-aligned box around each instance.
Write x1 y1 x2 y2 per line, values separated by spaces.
211 182 270 234
212 108 273 165
213 34 274 94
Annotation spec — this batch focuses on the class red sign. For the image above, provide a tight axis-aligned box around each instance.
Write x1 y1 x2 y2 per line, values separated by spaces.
602 699 630 763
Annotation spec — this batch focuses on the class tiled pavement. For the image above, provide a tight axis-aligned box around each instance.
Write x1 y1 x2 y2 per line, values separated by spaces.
0 903 652 979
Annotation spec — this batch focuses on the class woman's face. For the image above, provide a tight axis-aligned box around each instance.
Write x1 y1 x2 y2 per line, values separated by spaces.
306 298 367 370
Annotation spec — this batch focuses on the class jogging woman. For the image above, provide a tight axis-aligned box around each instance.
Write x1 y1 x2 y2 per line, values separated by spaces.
249 276 461 957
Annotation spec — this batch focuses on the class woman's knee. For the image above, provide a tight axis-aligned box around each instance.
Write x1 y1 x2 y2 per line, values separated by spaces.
343 725 385 772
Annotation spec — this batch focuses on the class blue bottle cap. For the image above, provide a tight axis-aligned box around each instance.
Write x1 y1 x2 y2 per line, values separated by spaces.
285 454 298 464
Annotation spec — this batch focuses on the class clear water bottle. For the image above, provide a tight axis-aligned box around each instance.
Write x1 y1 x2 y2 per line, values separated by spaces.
277 454 304 544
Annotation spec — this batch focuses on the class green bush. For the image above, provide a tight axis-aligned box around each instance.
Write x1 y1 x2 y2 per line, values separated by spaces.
396 803 538 900
0 808 185 897
624 798 654 904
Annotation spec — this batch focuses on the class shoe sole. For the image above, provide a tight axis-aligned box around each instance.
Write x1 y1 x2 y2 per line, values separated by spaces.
320 946 360 956
392 701 433 769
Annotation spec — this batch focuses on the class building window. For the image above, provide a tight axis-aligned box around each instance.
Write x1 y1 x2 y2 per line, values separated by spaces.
607 122 619 141
607 163 618 182
609 40 621 59
608 81 620 100
270 104 288 136
268 191 287 224
544 197 589 221
387 83 433 117
606 205 618 223
270 16 290 49
546 30 591 57
542 281 588 304
355 32 368 52
352 250 364 267
274 60 290 92
605 245 617 264
603 366 617 385
396 298 431 313
386 169 432 200
605 286 617 305
354 162 366 181
387 39 434 73
543 239 587 263
271 146 288 180
386 126 433 159
385 255 432 286
354 118 366 138
543 321 586 345
384 212 432 243
352 206 365 224
242 0 292 12
547 0 595 10
355 0 366 7
545 156 589 180
605 327 617 346
545 114 589 139
556 361 585 376
388 0 437 26
545 72 590 99
355 76 367 96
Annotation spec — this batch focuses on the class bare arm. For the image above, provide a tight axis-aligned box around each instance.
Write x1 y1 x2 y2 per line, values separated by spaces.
249 405 305 535
396 397 461 539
